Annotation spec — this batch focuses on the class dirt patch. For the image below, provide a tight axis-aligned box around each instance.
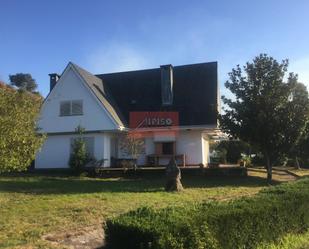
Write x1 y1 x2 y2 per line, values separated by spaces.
42 225 104 249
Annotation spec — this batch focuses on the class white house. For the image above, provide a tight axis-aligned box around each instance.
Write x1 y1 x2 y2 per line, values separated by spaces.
35 62 219 168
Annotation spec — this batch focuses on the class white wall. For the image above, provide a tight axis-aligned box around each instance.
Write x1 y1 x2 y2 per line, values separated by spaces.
202 135 210 165
35 130 211 168
117 130 206 166
176 130 204 165
35 133 108 168
36 130 210 168
103 133 111 167
38 66 117 133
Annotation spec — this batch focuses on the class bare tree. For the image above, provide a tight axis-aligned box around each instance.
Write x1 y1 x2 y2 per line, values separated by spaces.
119 131 145 167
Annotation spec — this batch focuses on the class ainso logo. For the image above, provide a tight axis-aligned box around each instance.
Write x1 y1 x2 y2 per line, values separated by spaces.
129 112 179 129
143 117 173 126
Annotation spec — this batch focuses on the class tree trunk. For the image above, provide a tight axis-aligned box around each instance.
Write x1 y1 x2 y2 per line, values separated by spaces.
266 154 272 184
295 156 300 170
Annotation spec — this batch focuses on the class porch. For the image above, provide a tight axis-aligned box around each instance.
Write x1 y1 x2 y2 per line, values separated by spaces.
110 129 211 167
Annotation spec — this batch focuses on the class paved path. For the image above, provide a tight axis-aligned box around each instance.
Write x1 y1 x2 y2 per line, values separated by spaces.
42 225 105 249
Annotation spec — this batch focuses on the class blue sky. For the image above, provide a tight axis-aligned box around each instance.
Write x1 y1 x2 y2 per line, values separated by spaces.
1 0 309 97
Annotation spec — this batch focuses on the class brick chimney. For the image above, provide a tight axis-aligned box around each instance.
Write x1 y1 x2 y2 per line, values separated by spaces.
49 73 60 92
160 64 173 106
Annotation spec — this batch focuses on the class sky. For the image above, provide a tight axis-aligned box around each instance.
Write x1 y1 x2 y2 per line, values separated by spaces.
1 0 309 97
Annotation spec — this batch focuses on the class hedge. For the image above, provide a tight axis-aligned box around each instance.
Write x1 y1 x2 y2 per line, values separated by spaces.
105 177 309 249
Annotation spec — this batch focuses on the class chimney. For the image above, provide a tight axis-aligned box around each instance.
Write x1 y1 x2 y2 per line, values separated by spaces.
160 64 173 106
49 73 60 91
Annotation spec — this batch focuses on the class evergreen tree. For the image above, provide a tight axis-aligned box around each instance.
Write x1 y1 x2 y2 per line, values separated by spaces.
68 126 91 173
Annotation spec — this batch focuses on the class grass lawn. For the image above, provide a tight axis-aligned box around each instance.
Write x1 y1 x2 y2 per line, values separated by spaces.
257 230 309 249
0 168 308 249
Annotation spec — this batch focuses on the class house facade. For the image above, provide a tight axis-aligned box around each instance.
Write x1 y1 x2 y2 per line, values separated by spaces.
35 62 219 168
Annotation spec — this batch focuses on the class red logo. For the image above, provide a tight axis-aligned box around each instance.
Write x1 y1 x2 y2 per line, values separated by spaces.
129 112 179 129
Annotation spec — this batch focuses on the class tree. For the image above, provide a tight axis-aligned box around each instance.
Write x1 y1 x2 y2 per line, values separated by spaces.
0 81 45 172
216 140 251 163
9 73 38 93
289 121 309 169
220 54 309 183
119 131 145 167
68 125 92 174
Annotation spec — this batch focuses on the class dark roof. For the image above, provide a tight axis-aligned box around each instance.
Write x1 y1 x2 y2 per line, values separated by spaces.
95 62 218 127
71 63 125 126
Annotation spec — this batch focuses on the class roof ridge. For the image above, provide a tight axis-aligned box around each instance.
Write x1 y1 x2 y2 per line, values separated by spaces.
69 62 125 127
70 62 102 80
95 61 217 76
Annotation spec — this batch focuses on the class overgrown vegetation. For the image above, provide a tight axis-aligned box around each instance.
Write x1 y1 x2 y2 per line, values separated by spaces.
105 177 309 249
0 82 45 173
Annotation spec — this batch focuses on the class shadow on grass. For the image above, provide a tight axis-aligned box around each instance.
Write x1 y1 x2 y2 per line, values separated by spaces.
0 174 277 195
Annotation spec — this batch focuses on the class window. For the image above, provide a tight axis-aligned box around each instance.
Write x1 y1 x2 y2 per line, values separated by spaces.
162 142 174 155
60 100 83 116
70 137 94 158
72 100 83 115
60 101 71 116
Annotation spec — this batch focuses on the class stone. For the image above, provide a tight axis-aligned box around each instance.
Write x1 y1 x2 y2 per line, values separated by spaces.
165 158 183 191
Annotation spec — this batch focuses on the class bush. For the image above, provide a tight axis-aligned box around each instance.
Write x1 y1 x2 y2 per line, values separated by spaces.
69 138 92 174
68 126 92 174
251 153 265 166
216 140 251 164
239 154 252 167
210 149 227 164
105 178 309 249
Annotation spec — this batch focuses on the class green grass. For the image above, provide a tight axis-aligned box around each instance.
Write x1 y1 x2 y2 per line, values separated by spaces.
257 230 309 249
0 170 308 249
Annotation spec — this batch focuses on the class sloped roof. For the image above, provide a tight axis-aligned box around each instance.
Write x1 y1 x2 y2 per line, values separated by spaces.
70 63 125 127
96 62 218 127
56 62 219 128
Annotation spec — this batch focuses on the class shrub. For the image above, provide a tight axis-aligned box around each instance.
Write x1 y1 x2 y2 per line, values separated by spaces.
105 178 309 249
69 138 91 174
239 154 252 167
251 152 265 166
214 140 251 164
210 149 227 164
68 126 92 174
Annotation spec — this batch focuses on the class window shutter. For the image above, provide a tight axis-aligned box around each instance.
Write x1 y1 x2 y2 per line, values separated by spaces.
60 101 71 116
72 100 83 115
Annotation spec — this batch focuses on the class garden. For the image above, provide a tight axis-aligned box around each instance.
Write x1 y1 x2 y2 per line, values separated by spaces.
0 168 308 248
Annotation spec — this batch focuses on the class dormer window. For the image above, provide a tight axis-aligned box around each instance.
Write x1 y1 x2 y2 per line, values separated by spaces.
60 100 83 116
